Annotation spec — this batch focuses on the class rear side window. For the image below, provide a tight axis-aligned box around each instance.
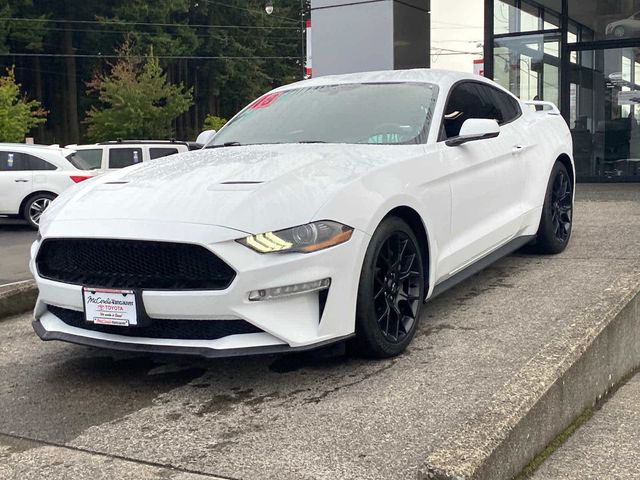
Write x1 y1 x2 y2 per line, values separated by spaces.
0 152 56 171
442 83 499 139
441 82 521 139
72 149 102 170
29 156 57 171
149 147 179 159
108 148 143 169
491 88 521 124
0 151 28 171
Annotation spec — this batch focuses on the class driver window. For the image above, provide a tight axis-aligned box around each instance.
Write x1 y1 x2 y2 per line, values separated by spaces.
441 82 503 140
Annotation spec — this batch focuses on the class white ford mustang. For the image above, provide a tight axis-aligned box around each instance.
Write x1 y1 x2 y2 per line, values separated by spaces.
30 69 574 359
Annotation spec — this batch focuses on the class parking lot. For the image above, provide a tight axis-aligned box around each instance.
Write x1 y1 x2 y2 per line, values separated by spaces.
0 185 639 479
0 219 36 285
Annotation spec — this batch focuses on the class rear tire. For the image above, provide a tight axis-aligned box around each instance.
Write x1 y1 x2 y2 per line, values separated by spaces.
23 193 56 230
352 217 425 358
530 162 573 254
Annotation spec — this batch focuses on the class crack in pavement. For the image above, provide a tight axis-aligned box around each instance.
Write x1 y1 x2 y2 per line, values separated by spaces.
0 432 234 480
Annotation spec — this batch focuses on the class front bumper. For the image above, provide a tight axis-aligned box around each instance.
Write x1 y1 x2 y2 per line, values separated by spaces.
31 219 369 358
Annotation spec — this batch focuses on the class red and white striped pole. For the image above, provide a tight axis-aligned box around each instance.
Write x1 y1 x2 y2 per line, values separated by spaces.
305 19 312 78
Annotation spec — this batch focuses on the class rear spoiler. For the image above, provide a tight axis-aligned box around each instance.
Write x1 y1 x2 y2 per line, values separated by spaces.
523 100 561 115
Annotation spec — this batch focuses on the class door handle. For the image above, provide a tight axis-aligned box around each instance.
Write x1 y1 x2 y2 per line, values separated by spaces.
14 179 30 183
512 145 525 155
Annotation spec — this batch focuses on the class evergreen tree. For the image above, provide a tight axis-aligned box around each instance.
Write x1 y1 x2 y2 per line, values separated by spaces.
84 43 192 141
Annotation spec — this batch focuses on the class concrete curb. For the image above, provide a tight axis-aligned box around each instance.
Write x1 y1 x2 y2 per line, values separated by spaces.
420 263 640 480
0 280 37 320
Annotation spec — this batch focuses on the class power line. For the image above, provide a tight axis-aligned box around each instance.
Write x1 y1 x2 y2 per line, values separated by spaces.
4 25 301 43
0 17 299 30
197 0 300 24
431 20 482 28
0 52 299 60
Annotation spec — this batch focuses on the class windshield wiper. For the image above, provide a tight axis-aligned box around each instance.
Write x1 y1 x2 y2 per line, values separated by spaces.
205 141 242 149
297 140 327 144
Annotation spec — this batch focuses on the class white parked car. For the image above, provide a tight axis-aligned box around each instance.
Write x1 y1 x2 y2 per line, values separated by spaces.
66 140 191 172
0 144 95 229
606 11 640 38
31 69 574 359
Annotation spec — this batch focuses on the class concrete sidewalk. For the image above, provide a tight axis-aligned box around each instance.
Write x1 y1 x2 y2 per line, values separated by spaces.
0 184 638 480
532 373 640 480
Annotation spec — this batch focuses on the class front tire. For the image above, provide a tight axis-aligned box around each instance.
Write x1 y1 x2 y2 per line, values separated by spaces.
531 162 573 254
24 193 56 230
353 217 425 358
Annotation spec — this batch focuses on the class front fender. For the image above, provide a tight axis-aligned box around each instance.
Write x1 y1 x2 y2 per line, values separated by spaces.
313 164 451 298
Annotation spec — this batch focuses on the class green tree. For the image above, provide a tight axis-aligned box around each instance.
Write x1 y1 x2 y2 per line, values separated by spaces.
203 114 227 131
84 44 193 141
0 67 46 142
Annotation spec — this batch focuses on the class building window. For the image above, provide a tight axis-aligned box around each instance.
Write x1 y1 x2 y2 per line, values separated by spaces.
569 0 640 41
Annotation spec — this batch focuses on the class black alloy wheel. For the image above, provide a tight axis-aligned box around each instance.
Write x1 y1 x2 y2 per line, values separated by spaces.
550 168 573 243
373 232 422 343
530 162 574 254
353 217 425 358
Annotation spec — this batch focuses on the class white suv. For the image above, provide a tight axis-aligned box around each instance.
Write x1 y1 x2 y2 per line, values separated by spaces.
66 140 192 172
0 144 95 229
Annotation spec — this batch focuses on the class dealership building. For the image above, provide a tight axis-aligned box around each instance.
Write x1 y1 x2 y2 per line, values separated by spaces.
311 0 640 182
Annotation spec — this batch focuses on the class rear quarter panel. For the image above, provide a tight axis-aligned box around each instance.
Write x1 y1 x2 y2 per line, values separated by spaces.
516 108 574 216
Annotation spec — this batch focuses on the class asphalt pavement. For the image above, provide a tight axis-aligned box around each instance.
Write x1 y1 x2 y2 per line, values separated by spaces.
0 219 36 285
0 184 638 480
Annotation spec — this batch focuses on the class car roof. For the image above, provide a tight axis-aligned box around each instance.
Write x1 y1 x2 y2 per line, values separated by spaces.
67 140 188 148
0 143 74 157
274 68 492 92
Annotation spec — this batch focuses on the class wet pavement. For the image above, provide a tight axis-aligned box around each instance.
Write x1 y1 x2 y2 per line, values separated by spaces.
0 184 638 480
0 219 36 285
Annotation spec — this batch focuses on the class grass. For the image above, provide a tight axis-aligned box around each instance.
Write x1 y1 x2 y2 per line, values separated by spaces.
513 407 594 480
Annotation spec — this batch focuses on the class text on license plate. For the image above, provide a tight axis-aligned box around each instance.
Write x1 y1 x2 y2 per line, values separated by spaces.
83 288 137 326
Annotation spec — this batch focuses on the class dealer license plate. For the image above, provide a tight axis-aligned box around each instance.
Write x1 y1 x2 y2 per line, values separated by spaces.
83 287 138 326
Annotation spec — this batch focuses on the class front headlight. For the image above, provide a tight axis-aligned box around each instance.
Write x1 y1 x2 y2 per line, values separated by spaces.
238 220 354 254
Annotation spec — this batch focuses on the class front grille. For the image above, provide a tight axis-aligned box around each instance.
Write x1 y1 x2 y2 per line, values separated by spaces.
36 238 236 290
48 305 262 340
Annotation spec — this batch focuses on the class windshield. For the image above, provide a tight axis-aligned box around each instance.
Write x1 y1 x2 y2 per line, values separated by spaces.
69 149 102 170
66 153 93 170
211 82 438 146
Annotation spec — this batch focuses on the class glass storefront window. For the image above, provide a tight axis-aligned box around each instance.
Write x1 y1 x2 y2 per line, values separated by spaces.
569 46 640 180
569 0 640 41
495 0 561 34
521 1 540 31
544 12 560 30
495 0 516 35
493 33 561 106
488 0 640 181
495 0 539 34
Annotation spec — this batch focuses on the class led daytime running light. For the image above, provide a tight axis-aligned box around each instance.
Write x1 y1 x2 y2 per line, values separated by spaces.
249 278 331 301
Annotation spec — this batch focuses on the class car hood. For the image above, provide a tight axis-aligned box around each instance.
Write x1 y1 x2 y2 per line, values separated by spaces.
43 144 424 235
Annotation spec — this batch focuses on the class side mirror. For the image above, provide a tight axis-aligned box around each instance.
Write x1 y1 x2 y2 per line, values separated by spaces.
195 129 217 147
445 119 500 147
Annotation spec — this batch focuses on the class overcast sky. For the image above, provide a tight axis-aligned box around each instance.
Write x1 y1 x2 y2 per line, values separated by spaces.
431 0 484 73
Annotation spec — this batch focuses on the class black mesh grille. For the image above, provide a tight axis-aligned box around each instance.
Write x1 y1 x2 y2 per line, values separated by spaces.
36 238 235 290
47 305 261 340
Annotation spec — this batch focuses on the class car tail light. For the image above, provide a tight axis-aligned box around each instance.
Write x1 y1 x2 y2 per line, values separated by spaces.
70 175 92 183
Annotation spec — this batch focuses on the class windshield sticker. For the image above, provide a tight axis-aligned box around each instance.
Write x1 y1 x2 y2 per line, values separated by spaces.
249 92 283 109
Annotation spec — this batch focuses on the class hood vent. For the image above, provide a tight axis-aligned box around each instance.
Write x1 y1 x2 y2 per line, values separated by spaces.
219 181 264 185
